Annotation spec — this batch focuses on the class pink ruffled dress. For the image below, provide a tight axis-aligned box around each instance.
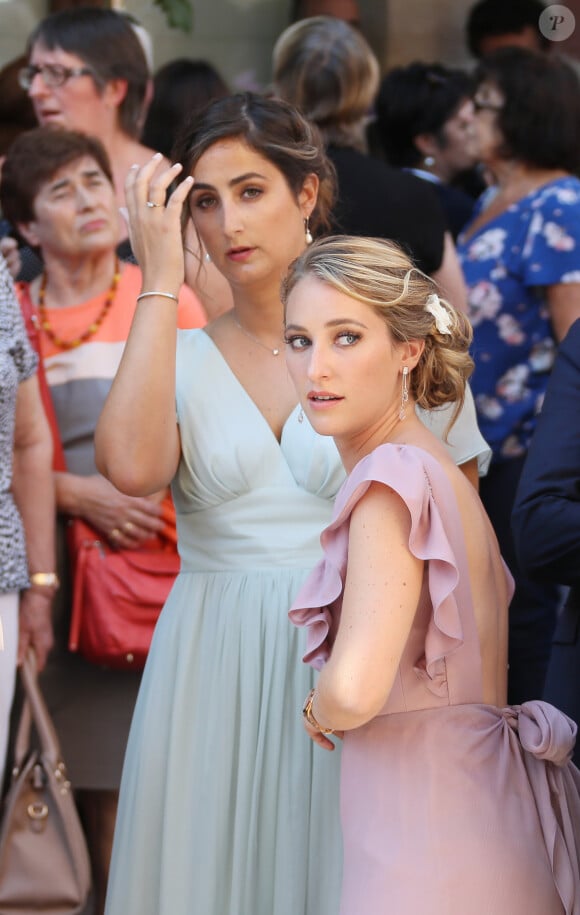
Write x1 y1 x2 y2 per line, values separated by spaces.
290 444 580 915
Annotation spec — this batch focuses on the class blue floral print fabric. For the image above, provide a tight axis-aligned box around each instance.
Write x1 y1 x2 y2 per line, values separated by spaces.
458 177 580 462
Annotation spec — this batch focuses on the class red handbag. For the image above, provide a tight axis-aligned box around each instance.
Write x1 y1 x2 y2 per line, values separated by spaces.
67 512 180 671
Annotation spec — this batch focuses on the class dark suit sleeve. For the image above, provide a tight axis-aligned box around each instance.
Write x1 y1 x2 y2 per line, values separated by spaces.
512 318 580 587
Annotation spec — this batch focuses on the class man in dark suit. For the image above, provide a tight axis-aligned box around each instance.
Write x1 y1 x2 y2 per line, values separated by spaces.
512 318 580 764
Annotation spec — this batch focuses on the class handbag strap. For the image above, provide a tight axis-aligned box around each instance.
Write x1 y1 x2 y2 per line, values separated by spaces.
13 696 31 773
68 533 93 651
14 651 62 772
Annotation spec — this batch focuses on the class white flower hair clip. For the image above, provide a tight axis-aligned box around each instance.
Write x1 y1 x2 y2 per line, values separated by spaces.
425 293 452 335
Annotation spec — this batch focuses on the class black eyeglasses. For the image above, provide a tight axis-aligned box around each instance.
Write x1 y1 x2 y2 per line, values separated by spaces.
473 99 503 114
18 63 94 91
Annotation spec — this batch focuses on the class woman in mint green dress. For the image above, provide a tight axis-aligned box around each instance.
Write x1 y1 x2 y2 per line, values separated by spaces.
97 94 489 915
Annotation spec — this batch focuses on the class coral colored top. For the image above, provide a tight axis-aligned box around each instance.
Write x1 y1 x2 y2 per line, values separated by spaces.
17 263 205 475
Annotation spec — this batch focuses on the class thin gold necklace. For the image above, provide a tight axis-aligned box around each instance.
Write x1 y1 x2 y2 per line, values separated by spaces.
233 316 283 356
38 258 120 351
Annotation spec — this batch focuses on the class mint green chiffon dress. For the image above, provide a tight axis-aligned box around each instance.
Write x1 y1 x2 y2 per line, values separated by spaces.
105 330 345 915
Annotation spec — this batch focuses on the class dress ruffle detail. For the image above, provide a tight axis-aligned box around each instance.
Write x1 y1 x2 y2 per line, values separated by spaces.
289 445 464 691
502 701 580 914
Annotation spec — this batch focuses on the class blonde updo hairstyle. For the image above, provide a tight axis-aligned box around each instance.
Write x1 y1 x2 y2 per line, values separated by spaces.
283 235 474 424
272 16 379 152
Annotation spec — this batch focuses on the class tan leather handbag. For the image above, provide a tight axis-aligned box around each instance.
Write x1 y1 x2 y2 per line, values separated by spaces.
0 652 92 914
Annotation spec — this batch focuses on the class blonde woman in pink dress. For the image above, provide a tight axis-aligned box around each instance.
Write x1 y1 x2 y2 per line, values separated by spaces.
284 235 580 915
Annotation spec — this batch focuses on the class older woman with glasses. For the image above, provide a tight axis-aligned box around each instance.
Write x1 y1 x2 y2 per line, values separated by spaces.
457 47 580 706
20 6 157 213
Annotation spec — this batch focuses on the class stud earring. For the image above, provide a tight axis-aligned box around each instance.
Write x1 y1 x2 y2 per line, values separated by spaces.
304 217 313 245
298 407 304 423
399 366 409 420
424 155 435 168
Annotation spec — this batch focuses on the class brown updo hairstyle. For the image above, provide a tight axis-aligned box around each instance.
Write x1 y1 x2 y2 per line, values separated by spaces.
173 92 336 237
282 235 474 425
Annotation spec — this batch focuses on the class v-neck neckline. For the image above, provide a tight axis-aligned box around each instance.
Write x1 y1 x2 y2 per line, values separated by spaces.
199 328 300 447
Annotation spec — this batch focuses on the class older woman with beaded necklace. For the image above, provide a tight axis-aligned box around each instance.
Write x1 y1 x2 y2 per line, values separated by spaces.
0 126 205 915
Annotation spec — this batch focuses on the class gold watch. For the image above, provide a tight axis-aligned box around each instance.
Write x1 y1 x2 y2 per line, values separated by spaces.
29 572 60 590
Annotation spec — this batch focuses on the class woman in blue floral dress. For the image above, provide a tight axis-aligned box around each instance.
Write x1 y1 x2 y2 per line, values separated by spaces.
458 48 580 704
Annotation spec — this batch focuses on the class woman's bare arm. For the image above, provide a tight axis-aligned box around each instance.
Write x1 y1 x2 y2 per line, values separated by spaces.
12 374 55 668
311 482 423 734
95 156 193 495
458 456 479 490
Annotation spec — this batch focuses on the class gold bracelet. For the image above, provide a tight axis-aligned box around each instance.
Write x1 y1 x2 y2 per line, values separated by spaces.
302 688 334 735
136 291 178 304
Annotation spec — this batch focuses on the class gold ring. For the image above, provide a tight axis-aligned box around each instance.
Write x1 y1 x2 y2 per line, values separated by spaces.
146 201 163 208
124 521 135 533
110 528 121 539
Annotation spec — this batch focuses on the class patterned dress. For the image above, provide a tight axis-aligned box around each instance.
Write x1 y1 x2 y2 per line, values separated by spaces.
0 254 37 595
0 253 38 784
457 176 580 461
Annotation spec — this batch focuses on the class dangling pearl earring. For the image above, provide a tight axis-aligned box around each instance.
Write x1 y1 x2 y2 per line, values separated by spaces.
204 251 212 263
399 366 409 420
304 217 313 245
424 155 435 168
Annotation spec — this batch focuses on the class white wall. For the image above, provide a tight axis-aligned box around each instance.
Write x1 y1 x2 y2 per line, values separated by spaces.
0 0 44 68
120 0 294 89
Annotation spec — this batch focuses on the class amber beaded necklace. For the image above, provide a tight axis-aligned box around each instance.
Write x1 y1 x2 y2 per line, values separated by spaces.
38 258 121 350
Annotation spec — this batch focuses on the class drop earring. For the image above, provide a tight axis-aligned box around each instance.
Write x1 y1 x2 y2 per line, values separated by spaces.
298 408 304 423
204 250 212 263
399 366 409 420
304 217 313 245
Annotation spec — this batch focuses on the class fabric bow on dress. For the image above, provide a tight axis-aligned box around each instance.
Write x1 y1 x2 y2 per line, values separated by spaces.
502 701 580 915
